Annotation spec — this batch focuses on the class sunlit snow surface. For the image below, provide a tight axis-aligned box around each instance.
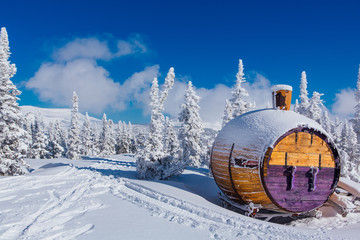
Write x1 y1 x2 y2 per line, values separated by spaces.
0 155 359 239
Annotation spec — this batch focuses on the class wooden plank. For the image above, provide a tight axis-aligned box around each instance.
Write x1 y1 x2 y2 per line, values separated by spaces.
211 165 228 175
269 151 334 167
273 144 330 154
231 172 260 181
211 159 229 168
233 182 265 192
211 154 230 162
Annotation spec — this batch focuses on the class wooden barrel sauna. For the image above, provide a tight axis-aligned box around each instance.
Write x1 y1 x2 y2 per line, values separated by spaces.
211 86 340 214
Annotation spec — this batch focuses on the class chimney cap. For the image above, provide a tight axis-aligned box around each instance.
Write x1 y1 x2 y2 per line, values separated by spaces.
271 84 293 92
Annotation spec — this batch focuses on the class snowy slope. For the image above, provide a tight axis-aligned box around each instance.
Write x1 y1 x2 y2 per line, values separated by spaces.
20 105 101 127
1 155 360 239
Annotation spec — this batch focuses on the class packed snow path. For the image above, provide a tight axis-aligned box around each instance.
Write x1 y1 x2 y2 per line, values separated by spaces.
0 156 358 239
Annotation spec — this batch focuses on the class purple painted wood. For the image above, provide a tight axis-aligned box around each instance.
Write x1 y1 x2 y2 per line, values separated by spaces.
263 165 335 212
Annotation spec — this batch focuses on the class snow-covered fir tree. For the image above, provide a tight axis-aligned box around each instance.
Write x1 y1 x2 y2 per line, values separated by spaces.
353 65 360 142
308 91 324 124
57 121 68 155
222 99 232 128
331 118 343 148
179 81 204 168
293 99 299 113
46 121 64 158
121 122 131 153
296 71 311 117
99 114 115 156
163 117 180 159
0 27 28 175
30 113 48 159
67 92 81 160
135 129 147 154
81 112 95 156
222 59 253 127
21 113 33 158
137 67 178 180
321 110 332 134
128 122 137 153
108 119 116 155
115 121 124 154
341 121 360 182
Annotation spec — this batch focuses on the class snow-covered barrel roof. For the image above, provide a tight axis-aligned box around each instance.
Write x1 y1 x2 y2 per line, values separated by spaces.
215 108 331 162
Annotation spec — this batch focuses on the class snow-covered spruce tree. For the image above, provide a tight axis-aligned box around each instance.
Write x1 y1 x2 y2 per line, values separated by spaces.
222 99 232 128
340 121 360 182
321 110 332 134
137 67 180 180
21 113 33 158
57 120 68 156
179 81 204 168
46 121 64 158
30 113 48 159
296 71 311 117
136 129 147 152
81 112 95 156
0 27 28 175
128 122 137 153
163 117 180 159
67 91 81 160
115 121 123 154
308 91 324 124
353 65 360 142
331 117 343 148
222 59 253 127
293 99 299 113
121 122 130 153
108 119 116 155
99 114 115 156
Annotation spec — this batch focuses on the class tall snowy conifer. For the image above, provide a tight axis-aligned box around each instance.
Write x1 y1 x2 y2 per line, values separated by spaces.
81 112 95 156
137 67 176 179
321 110 332 134
99 114 115 156
47 121 64 158
164 117 180 159
308 91 324 124
30 113 48 159
353 65 360 142
122 122 131 153
115 121 124 154
0 27 27 175
296 71 311 117
222 59 252 127
67 92 81 160
179 81 204 168
108 119 116 155
340 121 360 181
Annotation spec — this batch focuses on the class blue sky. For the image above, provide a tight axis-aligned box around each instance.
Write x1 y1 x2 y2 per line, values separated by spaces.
2 0 360 128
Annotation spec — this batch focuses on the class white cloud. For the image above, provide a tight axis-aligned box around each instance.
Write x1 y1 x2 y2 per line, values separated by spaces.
26 36 156 115
118 65 160 111
331 88 356 118
53 38 112 61
26 59 121 114
52 35 147 62
116 35 147 57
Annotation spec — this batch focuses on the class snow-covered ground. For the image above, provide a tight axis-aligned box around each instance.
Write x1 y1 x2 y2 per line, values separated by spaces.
0 155 359 240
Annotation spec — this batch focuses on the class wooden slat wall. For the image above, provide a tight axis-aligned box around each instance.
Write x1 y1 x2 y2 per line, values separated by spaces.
211 141 272 207
262 131 337 213
211 143 238 201
269 132 335 168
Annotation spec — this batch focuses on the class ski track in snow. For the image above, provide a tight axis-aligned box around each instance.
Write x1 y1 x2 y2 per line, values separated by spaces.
0 157 334 239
